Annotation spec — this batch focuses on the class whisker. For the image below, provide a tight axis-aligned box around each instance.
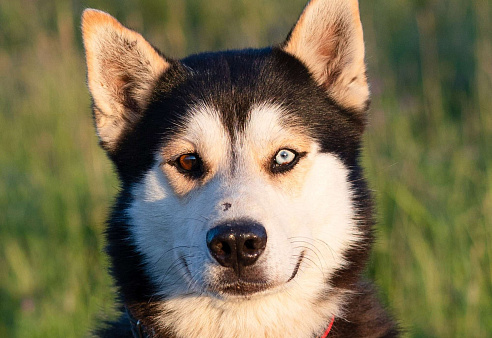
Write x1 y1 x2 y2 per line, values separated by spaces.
154 245 200 266
291 243 326 268
290 240 326 266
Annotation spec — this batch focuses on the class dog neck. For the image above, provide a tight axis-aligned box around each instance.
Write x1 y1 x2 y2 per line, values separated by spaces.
126 306 336 338
125 288 344 338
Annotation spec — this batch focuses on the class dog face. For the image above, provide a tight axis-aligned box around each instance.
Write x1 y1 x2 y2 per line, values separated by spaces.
129 101 359 298
83 0 372 336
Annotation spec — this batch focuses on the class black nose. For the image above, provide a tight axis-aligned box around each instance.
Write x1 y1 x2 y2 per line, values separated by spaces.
206 220 267 271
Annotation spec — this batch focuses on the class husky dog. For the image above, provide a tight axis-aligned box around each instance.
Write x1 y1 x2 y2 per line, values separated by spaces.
82 0 399 337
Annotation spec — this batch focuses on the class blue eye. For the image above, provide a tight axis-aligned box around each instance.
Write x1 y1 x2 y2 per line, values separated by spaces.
271 148 302 174
275 149 296 166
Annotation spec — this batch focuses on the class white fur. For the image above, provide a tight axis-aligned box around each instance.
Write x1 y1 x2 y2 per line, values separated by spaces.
127 103 361 337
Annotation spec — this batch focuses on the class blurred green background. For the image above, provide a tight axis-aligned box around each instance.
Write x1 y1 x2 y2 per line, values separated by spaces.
0 0 491 337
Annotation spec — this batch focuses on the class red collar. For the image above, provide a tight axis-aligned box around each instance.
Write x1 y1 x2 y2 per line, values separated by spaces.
320 316 335 338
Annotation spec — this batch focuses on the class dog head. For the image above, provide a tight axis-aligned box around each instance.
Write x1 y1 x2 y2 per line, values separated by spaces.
83 0 372 335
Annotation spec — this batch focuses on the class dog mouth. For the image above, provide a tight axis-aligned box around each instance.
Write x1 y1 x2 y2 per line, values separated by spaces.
182 251 305 297
217 280 273 296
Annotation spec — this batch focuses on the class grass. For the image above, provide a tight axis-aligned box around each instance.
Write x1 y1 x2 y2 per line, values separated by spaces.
0 0 490 336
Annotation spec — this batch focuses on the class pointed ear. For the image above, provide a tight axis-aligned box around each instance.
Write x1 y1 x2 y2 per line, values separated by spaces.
283 0 369 112
82 9 170 151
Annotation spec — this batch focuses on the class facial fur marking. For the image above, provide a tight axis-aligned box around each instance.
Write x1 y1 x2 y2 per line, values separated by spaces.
85 2 399 336
159 103 231 196
120 99 367 337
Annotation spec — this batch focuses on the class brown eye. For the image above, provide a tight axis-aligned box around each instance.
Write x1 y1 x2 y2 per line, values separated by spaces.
179 154 197 171
174 153 204 177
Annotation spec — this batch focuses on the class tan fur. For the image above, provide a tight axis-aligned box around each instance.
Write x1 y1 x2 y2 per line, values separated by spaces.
283 0 369 112
160 140 202 197
240 104 315 197
160 105 231 196
82 9 170 150
159 104 316 198
129 102 363 337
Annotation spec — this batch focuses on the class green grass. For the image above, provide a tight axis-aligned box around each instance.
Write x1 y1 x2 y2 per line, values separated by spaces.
0 0 490 336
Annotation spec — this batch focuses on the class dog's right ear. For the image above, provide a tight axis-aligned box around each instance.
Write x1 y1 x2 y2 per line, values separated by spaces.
82 9 170 152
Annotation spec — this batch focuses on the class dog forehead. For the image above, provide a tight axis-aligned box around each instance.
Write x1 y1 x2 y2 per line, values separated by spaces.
175 101 306 151
172 49 359 155
177 49 317 130
119 47 361 187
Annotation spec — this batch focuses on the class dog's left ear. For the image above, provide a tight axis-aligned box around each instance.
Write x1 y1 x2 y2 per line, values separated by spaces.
283 0 369 113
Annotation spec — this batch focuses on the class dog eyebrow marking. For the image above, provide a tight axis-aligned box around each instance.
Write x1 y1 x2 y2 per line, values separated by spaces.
222 202 232 211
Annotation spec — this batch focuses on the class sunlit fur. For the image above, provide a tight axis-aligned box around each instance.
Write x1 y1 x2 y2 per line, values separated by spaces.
83 1 400 336
82 9 170 151
283 0 369 112
127 103 361 337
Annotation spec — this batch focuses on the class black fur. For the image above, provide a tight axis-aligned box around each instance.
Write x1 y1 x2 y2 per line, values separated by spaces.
93 46 398 337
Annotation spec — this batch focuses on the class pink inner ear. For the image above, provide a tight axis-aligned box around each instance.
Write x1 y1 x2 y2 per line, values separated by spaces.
82 9 169 97
282 0 369 112
82 9 170 150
